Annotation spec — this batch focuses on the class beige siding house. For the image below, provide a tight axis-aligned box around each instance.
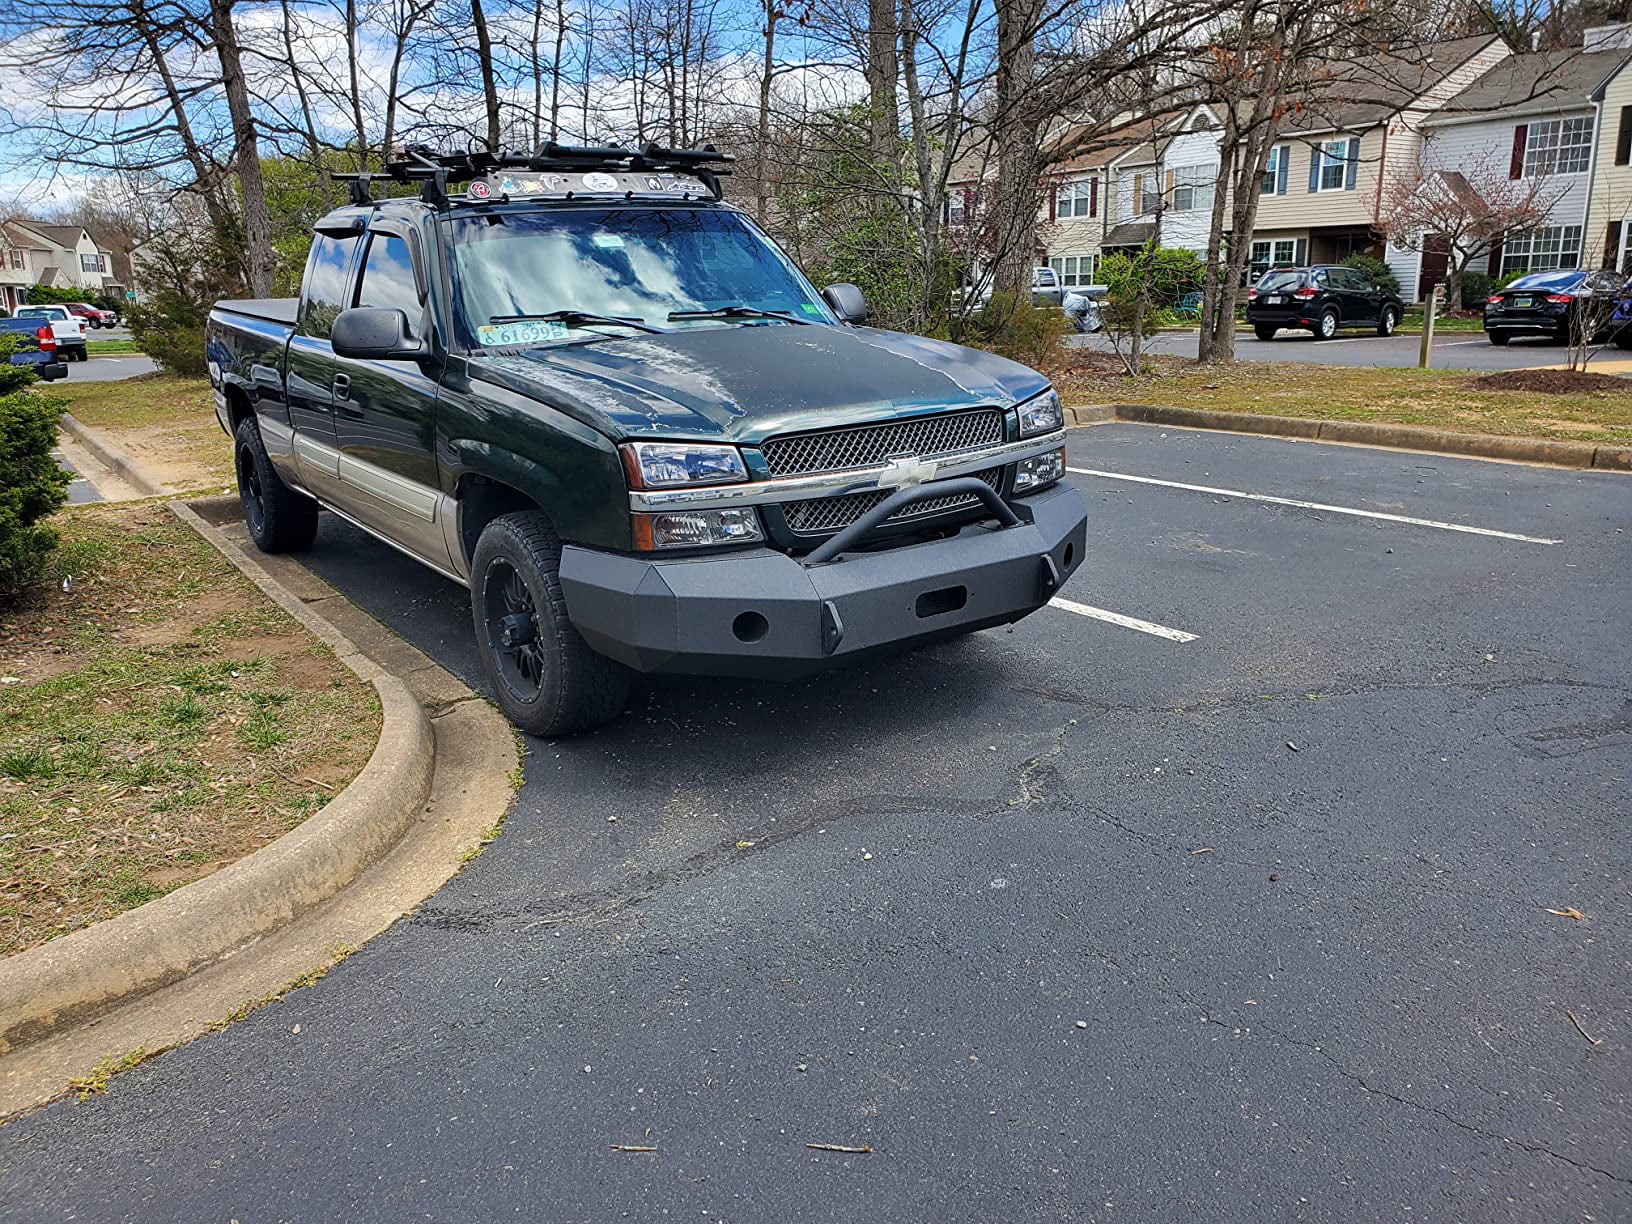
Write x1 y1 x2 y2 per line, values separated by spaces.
1583 26 1632 269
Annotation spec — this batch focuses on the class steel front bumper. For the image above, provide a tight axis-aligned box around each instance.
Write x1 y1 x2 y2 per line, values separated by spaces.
559 481 1087 678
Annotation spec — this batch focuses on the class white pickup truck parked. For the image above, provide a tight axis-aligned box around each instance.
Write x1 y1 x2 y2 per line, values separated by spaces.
15 305 88 362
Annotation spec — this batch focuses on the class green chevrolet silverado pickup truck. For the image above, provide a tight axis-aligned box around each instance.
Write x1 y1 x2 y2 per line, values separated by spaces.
205 145 1087 736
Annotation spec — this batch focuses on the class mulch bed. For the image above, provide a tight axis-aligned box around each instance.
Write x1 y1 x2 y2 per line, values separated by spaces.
1470 369 1632 395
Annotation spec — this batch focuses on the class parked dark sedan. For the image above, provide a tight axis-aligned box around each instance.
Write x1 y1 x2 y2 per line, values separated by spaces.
1246 265 1405 341
1483 269 1631 345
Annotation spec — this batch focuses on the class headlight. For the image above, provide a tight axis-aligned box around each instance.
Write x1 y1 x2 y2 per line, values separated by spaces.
622 441 747 488
633 508 764 549
1018 389 1065 437
1015 447 1065 492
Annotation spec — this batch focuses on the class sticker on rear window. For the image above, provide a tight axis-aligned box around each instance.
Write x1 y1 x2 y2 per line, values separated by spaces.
477 320 570 346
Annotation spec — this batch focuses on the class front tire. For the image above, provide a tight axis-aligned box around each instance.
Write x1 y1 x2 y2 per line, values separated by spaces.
234 417 318 553
1487 332 1511 346
1253 324 1277 341
1313 309 1338 340
1376 306 1398 337
470 511 632 738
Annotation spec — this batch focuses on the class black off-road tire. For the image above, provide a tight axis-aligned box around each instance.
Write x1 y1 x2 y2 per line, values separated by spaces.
1376 306 1398 337
1313 308 1338 340
234 417 318 553
1487 331 1511 346
470 511 632 738
1253 324 1277 341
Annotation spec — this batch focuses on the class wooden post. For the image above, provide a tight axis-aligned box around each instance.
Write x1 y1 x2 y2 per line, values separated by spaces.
1418 284 1441 369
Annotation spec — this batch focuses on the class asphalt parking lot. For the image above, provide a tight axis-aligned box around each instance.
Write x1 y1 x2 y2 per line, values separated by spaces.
1071 328 1608 371
4 425 1628 1222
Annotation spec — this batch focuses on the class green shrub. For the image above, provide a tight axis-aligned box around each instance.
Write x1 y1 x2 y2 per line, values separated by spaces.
1497 267 1533 289
1458 270 1493 310
126 222 247 376
0 348 69 596
22 285 85 307
1340 253 1400 296
957 292 1069 365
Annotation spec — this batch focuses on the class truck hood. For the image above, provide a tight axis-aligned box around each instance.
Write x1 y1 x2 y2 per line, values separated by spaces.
471 323 1052 442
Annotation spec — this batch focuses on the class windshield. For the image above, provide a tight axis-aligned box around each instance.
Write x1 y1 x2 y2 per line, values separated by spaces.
1256 270 1304 291
1505 271 1583 291
447 207 833 348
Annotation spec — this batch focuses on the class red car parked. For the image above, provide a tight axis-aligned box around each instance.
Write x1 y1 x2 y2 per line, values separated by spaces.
64 301 118 329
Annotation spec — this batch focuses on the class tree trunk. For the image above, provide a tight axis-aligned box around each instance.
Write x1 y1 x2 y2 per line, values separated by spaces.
551 0 567 140
865 0 899 168
470 0 503 150
279 0 331 203
209 0 276 296
992 0 1044 298
900 0 939 317
346 0 368 168
755 0 776 222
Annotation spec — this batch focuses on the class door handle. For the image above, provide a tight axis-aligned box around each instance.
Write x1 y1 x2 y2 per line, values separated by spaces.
331 373 350 400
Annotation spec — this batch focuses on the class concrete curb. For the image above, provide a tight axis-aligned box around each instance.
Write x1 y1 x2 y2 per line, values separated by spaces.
1066 402 1632 471
57 412 163 497
0 512 436 1059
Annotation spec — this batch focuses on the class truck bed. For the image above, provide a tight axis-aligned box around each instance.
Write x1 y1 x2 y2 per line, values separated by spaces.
216 298 299 326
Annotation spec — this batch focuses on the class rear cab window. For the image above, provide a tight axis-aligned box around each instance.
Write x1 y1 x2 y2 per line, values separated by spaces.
301 233 362 338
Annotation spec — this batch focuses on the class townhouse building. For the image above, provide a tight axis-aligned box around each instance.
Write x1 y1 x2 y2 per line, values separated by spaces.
0 221 122 314
1583 27 1632 270
1396 45 1629 299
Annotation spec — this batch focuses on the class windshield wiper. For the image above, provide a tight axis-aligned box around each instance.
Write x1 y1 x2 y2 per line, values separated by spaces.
667 305 813 325
489 310 668 334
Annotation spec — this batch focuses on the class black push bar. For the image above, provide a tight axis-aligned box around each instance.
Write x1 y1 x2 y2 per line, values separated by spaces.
801 478 1023 567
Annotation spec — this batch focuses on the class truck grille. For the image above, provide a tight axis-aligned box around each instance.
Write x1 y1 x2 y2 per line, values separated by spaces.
784 467 1004 535
761 407 1004 477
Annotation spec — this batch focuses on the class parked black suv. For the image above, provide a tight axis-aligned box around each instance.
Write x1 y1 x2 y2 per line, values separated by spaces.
1482 269 1631 345
1246 265 1405 341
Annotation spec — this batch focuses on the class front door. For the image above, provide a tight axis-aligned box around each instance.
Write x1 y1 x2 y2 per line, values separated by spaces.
286 231 362 503
329 225 452 571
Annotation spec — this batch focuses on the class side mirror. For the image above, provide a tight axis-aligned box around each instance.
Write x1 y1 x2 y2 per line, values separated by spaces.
821 283 868 324
331 307 421 360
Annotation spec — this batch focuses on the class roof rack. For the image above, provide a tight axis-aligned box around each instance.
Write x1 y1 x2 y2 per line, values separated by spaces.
332 141 734 207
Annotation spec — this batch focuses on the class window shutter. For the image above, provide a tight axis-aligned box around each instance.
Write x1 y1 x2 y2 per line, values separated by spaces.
1607 221 1623 269
1344 138 1359 189
1164 168 1175 202
1276 148 1289 195
1133 173 1144 212
1510 125 1527 179
1487 242 1503 276
1049 183 1057 223
1294 237 1307 265
1617 108 1632 165
1090 177 1099 217
1308 147 1321 192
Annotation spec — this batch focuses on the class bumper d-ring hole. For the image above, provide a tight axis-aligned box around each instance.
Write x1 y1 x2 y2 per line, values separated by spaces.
916 585 968 619
1063 542 1075 569
732 610 770 643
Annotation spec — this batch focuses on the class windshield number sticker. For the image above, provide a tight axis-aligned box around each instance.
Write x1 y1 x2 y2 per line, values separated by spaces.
478 320 571 346
592 233 626 249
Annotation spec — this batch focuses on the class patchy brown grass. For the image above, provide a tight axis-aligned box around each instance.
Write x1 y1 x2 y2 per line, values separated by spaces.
0 502 379 957
1046 352 1632 446
55 373 231 492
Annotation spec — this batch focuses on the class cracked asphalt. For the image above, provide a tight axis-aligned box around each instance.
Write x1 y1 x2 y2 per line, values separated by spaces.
3 425 1629 1222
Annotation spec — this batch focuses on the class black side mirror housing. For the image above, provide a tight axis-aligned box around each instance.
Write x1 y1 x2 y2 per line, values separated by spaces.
821 283 868 324
331 307 421 360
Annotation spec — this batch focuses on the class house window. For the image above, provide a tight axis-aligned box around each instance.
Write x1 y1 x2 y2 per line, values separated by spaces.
1501 225 1583 274
80 253 98 273
1260 146 1287 195
1055 179 1095 219
1171 165 1214 212
1319 140 1349 191
1048 254 1097 286
1249 238 1298 281
946 190 969 225
1523 117 1592 177
6 249 21 270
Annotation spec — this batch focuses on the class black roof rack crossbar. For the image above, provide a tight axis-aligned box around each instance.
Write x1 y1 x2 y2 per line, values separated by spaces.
332 142 733 206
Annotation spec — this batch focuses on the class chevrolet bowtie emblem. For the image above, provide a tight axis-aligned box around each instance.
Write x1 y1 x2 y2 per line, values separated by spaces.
879 452 936 486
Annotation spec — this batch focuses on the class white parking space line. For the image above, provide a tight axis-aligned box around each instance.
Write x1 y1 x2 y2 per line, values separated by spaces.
1048 597 1199 642
1067 467 1561 545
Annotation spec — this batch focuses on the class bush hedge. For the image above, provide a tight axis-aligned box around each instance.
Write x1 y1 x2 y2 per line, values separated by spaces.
0 341 69 597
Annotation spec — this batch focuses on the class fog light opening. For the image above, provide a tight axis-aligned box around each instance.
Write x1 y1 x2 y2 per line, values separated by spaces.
916 585 968 619
732 610 770 643
1062 542 1075 570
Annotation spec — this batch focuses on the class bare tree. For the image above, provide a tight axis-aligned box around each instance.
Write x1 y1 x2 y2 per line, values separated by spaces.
1379 148 1564 309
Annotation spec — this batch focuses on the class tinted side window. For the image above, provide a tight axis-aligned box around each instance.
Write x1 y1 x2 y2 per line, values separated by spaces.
355 233 421 332
301 234 360 338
